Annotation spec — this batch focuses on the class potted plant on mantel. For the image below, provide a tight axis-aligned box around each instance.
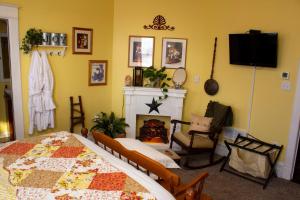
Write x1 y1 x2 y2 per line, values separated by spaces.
90 112 129 138
143 66 171 100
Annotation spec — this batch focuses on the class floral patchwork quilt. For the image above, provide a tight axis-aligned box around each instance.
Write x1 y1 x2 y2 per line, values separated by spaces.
0 132 156 200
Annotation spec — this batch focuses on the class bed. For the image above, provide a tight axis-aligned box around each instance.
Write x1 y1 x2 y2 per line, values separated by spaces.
91 131 212 200
0 131 175 200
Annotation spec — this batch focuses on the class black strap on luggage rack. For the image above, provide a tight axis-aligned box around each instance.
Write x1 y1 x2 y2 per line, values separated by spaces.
220 134 283 189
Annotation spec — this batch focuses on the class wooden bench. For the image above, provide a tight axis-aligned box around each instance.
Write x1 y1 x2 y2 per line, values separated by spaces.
91 131 212 200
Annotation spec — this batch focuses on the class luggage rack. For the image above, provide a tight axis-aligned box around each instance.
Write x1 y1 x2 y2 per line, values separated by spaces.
220 134 283 189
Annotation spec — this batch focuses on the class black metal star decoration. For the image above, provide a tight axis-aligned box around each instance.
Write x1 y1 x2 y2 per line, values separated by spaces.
146 98 162 114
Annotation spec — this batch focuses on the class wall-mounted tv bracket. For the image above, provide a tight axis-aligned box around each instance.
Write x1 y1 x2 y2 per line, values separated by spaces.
249 29 261 34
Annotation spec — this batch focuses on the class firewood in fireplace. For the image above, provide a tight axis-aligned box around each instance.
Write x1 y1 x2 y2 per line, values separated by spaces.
139 119 168 143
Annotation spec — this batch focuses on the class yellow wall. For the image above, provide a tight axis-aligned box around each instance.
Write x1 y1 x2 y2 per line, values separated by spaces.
1 0 299 162
111 0 300 160
1 0 114 136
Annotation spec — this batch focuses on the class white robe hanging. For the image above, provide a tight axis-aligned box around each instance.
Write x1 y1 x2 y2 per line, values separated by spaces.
29 51 43 134
29 50 56 134
40 51 55 130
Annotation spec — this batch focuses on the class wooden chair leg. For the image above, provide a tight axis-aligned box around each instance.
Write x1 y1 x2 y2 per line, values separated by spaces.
209 151 214 164
78 96 85 128
70 96 74 133
183 150 225 170
81 128 88 138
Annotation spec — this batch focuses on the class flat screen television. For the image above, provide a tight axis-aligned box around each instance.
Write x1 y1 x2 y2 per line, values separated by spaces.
229 33 278 68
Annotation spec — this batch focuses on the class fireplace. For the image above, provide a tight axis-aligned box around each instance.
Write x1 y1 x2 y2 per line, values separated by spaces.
139 119 168 143
123 87 187 148
136 114 170 144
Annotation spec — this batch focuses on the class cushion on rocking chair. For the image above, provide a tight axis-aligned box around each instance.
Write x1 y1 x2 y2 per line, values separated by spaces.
173 132 214 148
189 114 213 138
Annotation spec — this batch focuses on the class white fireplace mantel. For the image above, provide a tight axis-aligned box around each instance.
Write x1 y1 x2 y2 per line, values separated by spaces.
123 87 187 142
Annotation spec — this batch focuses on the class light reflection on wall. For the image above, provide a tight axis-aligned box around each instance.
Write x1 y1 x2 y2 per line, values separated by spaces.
0 121 8 138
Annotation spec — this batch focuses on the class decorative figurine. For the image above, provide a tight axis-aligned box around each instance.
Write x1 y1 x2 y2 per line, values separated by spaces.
125 75 132 86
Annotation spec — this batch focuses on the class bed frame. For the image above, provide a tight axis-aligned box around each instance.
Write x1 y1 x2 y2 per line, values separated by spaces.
90 131 212 200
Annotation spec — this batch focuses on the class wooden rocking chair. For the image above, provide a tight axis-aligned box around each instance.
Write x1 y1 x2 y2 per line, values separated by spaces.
170 101 233 169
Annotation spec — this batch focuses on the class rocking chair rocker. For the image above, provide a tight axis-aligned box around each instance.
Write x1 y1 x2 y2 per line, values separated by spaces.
170 101 233 169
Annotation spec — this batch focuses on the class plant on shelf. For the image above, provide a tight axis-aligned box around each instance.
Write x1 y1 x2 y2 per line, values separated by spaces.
90 112 129 138
143 66 171 100
20 28 43 54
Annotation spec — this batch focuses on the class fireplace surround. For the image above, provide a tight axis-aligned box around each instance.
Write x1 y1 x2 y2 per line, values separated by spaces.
123 87 187 147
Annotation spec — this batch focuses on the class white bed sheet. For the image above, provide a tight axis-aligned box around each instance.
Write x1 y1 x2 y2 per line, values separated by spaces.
115 138 180 168
75 134 175 200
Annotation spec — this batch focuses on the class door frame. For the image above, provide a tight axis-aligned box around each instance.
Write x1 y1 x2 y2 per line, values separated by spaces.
285 63 300 180
0 4 24 139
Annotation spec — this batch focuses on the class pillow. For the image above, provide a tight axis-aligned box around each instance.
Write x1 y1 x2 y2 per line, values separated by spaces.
189 114 213 133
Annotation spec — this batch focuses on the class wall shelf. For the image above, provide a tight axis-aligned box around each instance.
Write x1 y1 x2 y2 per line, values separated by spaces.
37 45 68 57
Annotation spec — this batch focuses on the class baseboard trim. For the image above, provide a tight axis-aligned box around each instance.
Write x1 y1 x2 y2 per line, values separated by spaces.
215 143 228 157
216 143 289 180
276 162 290 180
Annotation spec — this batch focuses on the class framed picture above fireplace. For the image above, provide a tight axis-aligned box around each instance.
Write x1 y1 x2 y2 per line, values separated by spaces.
128 36 155 68
162 38 187 69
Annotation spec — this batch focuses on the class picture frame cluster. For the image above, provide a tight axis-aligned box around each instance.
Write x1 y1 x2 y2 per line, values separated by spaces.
72 28 187 87
72 27 107 86
128 36 187 69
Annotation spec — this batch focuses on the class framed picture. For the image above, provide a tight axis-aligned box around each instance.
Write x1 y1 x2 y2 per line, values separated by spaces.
128 36 154 67
162 38 187 68
72 27 93 54
88 60 107 86
133 67 143 86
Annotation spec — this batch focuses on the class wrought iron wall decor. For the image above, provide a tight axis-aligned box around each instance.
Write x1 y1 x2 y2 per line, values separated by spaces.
144 15 175 31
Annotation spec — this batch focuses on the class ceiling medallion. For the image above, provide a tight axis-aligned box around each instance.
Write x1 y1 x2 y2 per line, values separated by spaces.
143 15 175 31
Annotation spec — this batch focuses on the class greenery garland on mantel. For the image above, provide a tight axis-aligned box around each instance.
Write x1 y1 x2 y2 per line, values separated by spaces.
143 66 171 101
